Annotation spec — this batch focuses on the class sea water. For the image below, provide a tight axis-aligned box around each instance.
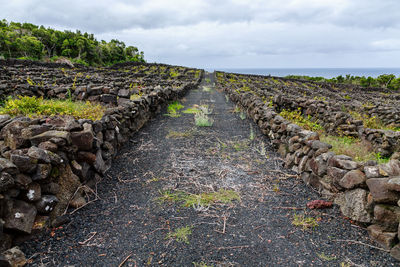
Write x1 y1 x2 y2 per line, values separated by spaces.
211 68 400 78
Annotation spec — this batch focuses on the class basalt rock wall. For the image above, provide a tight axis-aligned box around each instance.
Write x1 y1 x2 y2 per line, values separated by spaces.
219 73 400 261
0 60 202 262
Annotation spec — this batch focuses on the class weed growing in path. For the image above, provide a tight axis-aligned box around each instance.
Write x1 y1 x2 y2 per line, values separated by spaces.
239 111 246 120
193 262 214 267
317 252 337 261
225 95 229 103
157 189 240 208
255 141 267 156
166 129 195 139
203 86 212 92
232 140 249 151
292 213 319 230
165 101 184 117
166 226 192 244
249 124 255 140
195 106 214 127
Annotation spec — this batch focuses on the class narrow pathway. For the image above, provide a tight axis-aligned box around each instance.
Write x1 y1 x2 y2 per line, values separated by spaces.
23 73 397 266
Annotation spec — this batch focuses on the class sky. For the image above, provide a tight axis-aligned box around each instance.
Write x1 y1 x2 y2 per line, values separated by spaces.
2 0 400 69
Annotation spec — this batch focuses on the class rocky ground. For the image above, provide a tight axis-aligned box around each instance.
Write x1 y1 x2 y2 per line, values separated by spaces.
21 73 398 266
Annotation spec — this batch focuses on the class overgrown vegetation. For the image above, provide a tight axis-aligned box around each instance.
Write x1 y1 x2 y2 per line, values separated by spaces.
0 96 104 120
279 108 323 132
157 189 240 208
320 135 389 163
285 74 400 90
0 19 144 66
350 111 400 131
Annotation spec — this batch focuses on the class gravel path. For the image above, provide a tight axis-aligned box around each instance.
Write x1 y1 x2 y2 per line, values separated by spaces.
22 73 398 266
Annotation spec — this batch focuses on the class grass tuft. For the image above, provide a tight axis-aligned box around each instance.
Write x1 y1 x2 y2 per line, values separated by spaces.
292 213 319 230
320 135 390 163
0 96 105 121
202 86 212 92
165 101 184 117
157 189 240 208
166 226 192 244
194 106 214 127
166 129 195 139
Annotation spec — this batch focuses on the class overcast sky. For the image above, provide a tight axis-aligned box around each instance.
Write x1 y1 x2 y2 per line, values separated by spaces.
2 0 400 68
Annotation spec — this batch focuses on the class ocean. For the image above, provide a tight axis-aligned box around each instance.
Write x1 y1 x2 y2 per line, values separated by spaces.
210 68 400 78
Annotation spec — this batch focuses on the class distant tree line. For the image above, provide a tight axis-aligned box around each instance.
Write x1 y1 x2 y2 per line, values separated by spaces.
285 74 400 90
0 19 145 66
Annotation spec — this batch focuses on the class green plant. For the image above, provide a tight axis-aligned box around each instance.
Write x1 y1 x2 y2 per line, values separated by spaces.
194 108 214 127
165 101 184 117
205 78 211 83
292 213 319 230
279 108 323 132
157 189 240 208
232 140 249 151
249 124 255 140
350 110 399 131
225 95 229 103
320 135 389 163
193 262 214 267
130 94 142 100
239 111 246 120
317 252 336 261
169 70 180 78
0 96 104 120
166 226 192 244
255 141 267 156
166 129 195 139
202 86 212 92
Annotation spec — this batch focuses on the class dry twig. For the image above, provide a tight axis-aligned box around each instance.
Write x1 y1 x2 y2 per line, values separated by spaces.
118 254 132 267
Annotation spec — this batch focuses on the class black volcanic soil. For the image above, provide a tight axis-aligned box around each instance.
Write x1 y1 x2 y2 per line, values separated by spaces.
21 73 398 266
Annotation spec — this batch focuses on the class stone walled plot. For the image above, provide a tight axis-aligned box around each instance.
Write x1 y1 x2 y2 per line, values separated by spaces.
0 59 202 261
215 71 400 260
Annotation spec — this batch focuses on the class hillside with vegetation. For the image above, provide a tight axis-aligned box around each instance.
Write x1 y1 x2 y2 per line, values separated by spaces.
286 74 400 90
0 19 144 66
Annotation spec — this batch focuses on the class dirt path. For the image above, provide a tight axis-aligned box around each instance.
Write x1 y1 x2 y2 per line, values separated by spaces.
23 73 397 266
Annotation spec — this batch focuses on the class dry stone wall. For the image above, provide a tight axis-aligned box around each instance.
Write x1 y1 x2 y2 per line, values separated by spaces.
219 72 400 158
216 71 400 260
0 60 202 261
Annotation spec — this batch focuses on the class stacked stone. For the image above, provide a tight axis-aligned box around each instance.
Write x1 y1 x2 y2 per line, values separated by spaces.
0 60 202 263
218 72 400 261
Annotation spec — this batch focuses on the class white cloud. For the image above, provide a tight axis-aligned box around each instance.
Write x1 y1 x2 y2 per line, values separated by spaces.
1 0 400 68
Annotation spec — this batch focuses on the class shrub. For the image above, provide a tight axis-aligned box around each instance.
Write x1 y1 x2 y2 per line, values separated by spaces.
0 96 105 121
279 108 323 132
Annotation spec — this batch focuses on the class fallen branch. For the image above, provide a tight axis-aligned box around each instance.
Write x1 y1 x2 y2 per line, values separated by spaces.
70 199 98 215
